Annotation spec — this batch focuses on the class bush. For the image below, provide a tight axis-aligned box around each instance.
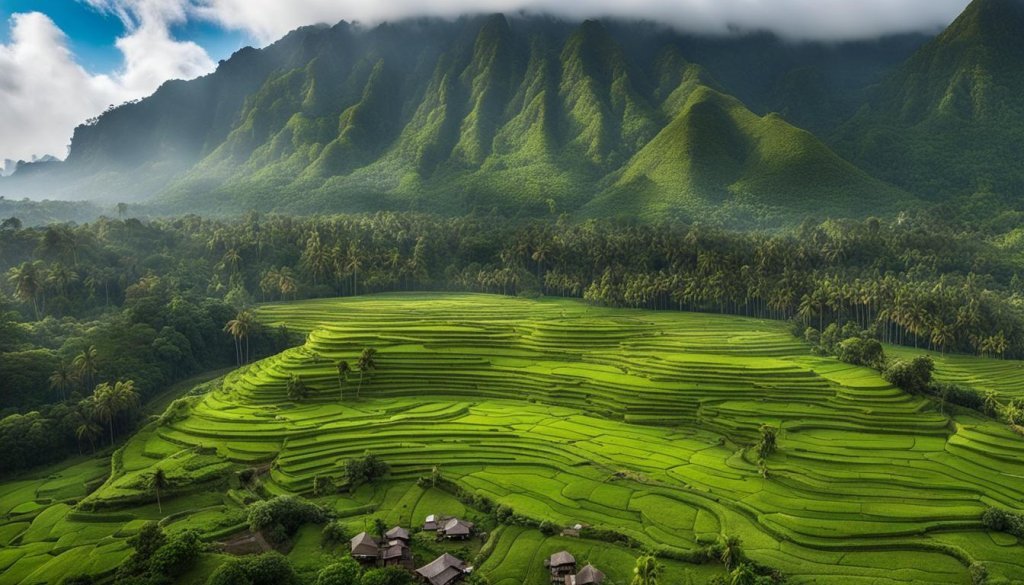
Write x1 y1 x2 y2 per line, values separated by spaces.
359 567 413 585
149 529 203 578
207 552 299 585
970 562 988 585
982 507 1024 536
882 356 933 394
344 452 389 487
316 558 361 585
247 495 329 542
836 337 885 368
322 520 350 545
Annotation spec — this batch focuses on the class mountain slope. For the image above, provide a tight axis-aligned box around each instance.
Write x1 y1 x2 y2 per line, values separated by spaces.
835 0 1024 199
1 15 914 221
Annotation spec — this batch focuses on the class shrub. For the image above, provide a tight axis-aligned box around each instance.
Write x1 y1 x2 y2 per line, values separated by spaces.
982 507 1024 536
344 452 390 488
836 337 885 368
149 529 203 578
59 576 94 585
359 567 413 585
322 520 350 545
247 495 329 542
882 356 933 394
207 552 299 585
970 562 988 585
316 558 361 585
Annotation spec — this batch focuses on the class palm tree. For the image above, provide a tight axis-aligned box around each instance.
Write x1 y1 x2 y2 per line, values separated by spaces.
73 345 100 391
287 375 310 402
720 535 743 572
356 348 378 399
346 241 363 296
49 361 78 401
224 310 257 365
336 360 351 402
8 261 43 319
729 563 757 585
75 419 103 453
983 391 1000 417
630 554 660 585
91 383 119 446
150 469 169 514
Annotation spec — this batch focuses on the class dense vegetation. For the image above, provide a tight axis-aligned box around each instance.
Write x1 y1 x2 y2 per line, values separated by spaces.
5 210 1024 475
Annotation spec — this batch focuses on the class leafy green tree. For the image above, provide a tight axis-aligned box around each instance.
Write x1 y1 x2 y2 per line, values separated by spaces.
316 558 361 585
150 468 169 514
720 535 743 572
757 425 778 460
729 563 757 585
336 360 351 401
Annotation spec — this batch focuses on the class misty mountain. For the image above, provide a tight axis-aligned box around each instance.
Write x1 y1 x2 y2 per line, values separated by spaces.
835 0 1024 202
0 13 944 221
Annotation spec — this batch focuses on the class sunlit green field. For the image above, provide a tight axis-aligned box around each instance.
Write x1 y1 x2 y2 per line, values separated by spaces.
2 294 1023 584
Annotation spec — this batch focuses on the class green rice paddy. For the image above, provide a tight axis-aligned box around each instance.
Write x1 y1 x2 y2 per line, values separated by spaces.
2 294 1023 584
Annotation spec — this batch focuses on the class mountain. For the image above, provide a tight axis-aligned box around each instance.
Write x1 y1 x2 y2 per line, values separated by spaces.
835 0 1024 200
0 15 917 221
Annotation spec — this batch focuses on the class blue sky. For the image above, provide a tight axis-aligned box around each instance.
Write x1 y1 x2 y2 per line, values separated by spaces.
0 0 247 73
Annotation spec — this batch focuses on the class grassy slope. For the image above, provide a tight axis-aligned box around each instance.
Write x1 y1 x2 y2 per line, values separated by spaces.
2 294 1023 584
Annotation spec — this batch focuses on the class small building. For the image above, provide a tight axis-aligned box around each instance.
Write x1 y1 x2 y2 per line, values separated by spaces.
381 539 415 570
416 553 468 585
386 526 411 542
439 517 474 539
565 564 605 585
423 514 439 531
545 551 576 584
350 532 379 560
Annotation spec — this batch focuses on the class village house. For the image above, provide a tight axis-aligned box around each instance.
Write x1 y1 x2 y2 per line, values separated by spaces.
438 517 474 539
545 550 576 584
350 532 380 561
565 564 605 585
423 514 439 531
381 526 414 569
416 553 469 585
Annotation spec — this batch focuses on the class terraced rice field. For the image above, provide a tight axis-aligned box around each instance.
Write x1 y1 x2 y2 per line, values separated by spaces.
2 294 1023 584
887 345 1024 401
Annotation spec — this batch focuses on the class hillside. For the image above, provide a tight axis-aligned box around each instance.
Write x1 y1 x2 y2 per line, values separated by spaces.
835 0 1024 200
2 295 1022 585
0 16 914 222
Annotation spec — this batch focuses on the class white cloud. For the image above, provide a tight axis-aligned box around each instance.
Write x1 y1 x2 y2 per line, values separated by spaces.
195 0 971 44
0 3 214 162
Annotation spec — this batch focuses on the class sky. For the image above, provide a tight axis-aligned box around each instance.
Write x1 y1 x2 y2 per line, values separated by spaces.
0 0 973 166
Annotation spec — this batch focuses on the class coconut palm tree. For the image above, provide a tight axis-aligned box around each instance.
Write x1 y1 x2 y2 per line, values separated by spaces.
720 535 743 572
630 554 660 585
73 345 100 391
729 563 757 585
287 375 310 402
336 360 351 402
8 261 43 319
150 469 169 514
356 348 378 399
75 418 103 453
49 361 78 401
224 310 257 365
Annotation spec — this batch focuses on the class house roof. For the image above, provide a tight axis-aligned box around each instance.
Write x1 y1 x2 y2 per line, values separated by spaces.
576 564 605 585
350 532 379 557
386 526 410 540
442 517 473 535
382 542 408 559
549 551 576 568
416 553 466 585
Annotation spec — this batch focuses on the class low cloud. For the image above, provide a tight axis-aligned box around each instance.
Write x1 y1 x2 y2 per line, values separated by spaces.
0 3 213 163
196 0 971 44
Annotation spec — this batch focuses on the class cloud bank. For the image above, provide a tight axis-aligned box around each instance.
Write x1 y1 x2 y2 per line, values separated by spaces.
197 0 971 44
1 0 972 164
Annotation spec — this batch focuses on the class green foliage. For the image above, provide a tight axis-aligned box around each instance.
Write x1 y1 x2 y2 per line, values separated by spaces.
207 552 299 585
246 495 329 541
148 529 203 578
982 507 1024 537
358 567 413 585
343 452 389 488
836 337 885 368
315 559 361 585
882 356 934 395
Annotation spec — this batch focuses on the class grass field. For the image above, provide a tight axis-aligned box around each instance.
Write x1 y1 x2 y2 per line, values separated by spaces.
2 294 1023 584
